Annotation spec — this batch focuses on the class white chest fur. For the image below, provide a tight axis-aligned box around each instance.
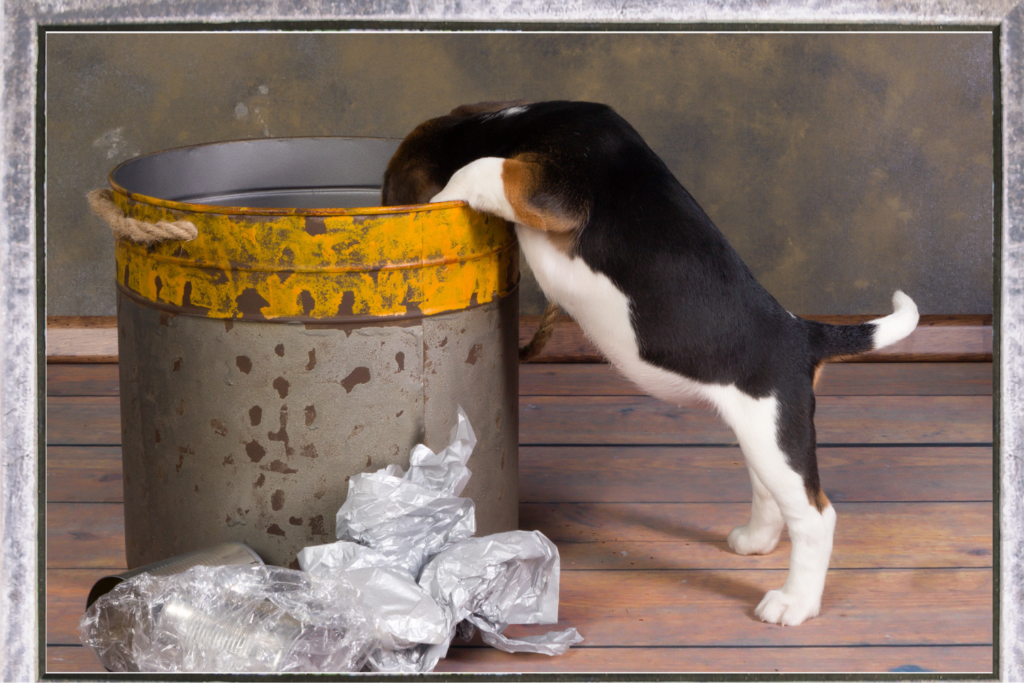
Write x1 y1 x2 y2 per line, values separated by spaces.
515 224 717 408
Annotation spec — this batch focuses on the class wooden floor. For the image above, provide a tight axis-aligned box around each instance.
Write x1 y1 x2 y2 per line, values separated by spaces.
45 361 994 675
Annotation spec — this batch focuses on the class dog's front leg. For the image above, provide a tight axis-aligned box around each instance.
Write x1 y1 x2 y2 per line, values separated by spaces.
432 155 585 235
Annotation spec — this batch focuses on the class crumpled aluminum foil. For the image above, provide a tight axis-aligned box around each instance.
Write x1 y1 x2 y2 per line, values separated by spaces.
299 406 583 672
79 565 377 673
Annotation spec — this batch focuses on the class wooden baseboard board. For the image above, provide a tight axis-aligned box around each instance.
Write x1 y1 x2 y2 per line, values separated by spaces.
45 314 993 364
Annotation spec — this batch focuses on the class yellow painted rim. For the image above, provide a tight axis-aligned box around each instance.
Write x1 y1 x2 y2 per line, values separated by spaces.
113 190 519 322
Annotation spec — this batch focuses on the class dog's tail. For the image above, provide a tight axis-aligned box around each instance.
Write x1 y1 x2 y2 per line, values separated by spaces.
808 290 920 362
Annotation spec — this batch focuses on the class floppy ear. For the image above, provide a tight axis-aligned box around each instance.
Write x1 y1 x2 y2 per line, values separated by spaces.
448 99 531 117
381 165 442 206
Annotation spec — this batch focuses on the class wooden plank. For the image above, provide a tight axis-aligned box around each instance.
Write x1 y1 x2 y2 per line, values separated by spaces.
520 363 993 397
46 503 126 569
46 396 121 446
47 320 118 364
435 645 993 674
521 446 994 504
47 314 992 363
46 642 993 675
522 502 992 570
46 646 105 674
47 447 123 503
47 569 125 645
547 568 990 648
47 364 120 397
46 567 992 650
46 394 993 447
48 362 996 399
519 315 993 363
520 395 992 445
49 445 991 506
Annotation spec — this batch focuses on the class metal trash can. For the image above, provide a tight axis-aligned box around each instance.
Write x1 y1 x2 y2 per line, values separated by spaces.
109 137 519 568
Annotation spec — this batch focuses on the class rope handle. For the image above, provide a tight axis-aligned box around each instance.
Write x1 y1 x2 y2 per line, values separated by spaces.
519 301 562 362
87 189 198 245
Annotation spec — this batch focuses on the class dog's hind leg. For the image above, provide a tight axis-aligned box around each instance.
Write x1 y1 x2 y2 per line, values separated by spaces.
710 386 836 626
727 467 785 556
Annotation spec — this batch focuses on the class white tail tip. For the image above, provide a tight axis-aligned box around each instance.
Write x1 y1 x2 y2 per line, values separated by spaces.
872 290 920 349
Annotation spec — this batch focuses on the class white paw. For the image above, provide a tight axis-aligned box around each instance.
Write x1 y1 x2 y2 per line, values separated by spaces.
727 524 781 556
755 589 820 626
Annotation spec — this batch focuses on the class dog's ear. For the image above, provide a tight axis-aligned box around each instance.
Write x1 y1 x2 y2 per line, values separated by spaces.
448 99 531 117
382 164 442 206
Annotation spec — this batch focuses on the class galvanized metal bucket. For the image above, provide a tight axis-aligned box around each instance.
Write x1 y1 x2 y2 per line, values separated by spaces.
109 137 519 568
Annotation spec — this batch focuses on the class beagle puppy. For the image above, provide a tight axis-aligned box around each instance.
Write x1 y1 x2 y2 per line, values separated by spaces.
381 100 919 626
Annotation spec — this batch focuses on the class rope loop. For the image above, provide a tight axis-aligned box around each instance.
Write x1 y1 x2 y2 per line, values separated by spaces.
519 301 562 362
87 189 198 245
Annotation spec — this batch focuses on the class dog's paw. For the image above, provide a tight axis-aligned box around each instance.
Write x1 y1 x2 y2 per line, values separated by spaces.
755 589 820 626
727 523 781 556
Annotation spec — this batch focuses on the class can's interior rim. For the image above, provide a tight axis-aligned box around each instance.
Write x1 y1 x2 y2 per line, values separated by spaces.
107 135 470 217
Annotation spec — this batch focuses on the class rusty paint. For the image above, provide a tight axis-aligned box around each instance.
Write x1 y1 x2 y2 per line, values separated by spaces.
341 367 371 393
300 444 318 459
236 356 253 374
224 319 234 332
349 425 365 440
254 473 265 488
173 358 182 372
268 406 293 456
439 337 448 347
395 351 405 372
273 376 290 399
304 405 316 426
268 460 298 474
305 349 316 370
395 410 403 418
275 343 285 357
466 343 483 365
245 440 266 463
112 191 517 322
289 516 303 526
267 524 286 537
210 418 227 436
365 455 372 467
309 515 326 536
249 405 262 426
271 489 285 511
175 399 186 416
223 455 234 466
154 429 161 444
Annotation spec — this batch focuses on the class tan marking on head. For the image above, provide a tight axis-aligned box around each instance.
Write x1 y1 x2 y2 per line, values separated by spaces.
501 155 586 237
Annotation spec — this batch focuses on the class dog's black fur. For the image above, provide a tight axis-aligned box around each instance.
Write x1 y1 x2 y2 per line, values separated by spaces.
382 100 918 624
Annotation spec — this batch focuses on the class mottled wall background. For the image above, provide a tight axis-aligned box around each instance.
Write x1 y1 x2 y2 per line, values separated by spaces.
46 31 994 316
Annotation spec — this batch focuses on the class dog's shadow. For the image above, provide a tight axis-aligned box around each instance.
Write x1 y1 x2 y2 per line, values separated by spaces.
589 503 787 617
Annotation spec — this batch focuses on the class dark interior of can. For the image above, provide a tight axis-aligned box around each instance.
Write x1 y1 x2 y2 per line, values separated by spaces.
110 137 402 210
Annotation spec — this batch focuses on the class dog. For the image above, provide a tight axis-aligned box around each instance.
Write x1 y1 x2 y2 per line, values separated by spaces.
381 100 919 626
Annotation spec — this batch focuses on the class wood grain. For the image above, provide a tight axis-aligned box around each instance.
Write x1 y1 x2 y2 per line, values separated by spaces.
46 642 992 676
519 315 993 363
46 503 127 569
520 445 994 504
47 315 992 363
519 395 992 445
433 645 993 674
52 361 994 398
46 447 123 503
522 502 992 569
46 394 993 447
47 365 120 397
520 362 994 397
548 568 991 648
